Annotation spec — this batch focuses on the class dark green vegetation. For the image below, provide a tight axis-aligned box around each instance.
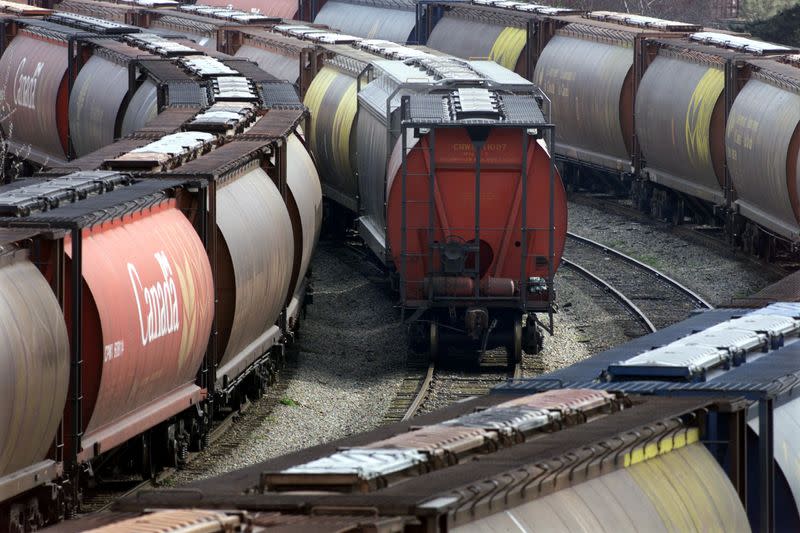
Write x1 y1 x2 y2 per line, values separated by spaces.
744 4 800 47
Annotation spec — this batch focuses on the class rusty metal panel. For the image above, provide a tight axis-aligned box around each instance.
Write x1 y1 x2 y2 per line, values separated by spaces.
636 55 725 202
0 256 69 477
200 0 297 18
533 33 633 171
363 425 490 457
0 33 70 160
69 54 131 157
498 389 615 415
442 406 555 436
286 134 321 299
120 80 158 138
215 167 294 378
235 44 299 84
66 201 214 437
314 0 416 43
249 513 412 532
84 509 240 532
727 78 800 240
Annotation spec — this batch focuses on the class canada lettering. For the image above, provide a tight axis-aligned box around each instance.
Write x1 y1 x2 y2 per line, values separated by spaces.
14 58 44 110
128 251 180 347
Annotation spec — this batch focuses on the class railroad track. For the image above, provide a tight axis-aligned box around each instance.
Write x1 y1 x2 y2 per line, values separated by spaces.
570 193 793 278
562 231 712 335
386 351 522 422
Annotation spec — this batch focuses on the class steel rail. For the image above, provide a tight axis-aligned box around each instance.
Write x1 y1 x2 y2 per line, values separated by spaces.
561 257 657 334
566 231 713 310
402 361 435 420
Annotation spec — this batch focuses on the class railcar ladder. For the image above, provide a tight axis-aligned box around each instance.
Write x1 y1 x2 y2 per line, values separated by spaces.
399 127 438 314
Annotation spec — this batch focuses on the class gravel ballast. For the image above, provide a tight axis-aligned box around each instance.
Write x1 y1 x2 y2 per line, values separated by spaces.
568 201 778 305
170 242 407 484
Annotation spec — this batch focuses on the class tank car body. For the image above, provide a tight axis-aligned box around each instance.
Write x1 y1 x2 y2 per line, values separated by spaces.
232 29 310 87
726 56 800 247
0 228 69 497
636 39 728 205
147 10 223 50
62 183 215 461
0 25 74 164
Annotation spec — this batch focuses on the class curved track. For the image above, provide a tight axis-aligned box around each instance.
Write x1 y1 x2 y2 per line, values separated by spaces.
562 231 712 336
570 193 793 277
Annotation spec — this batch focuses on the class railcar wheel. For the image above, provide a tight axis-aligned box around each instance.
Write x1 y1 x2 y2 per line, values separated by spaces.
507 317 523 364
429 320 440 362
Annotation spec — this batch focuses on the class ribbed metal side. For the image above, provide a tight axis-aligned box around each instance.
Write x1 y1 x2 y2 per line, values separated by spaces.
286 134 322 299
235 45 299 84
533 34 633 170
454 443 748 532
428 16 501 60
314 1 416 43
636 56 725 201
215 168 294 371
120 80 158 138
0 257 69 477
357 101 391 245
727 79 800 239
303 66 358 207
69 54 131 157
750 397 800 517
